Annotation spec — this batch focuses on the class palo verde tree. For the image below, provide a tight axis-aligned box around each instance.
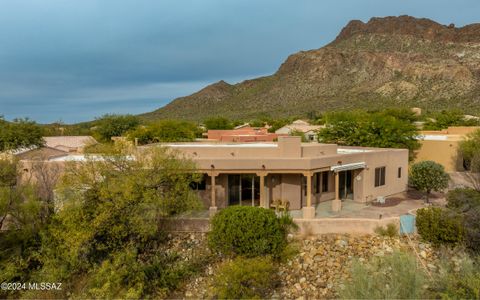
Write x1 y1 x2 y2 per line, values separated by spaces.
0 158 50 298
35 144 203 298
94 114 140 142
423 109 480 130
127 120 198 144
318 109 420 160
409 160 450 203
204 117 233 130
0 117 44 151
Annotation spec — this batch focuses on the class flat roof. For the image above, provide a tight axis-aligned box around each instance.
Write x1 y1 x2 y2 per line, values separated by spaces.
337 148 372 154
165 143 278 148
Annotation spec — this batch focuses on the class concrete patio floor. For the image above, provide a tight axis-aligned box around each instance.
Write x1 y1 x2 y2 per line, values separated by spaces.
289 198 426 219
176 191 444 220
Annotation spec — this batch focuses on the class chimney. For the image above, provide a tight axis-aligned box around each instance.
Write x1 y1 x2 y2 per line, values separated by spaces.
278 136 301 157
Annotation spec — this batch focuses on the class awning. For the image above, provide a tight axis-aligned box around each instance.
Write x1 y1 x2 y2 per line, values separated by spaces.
330 162 366 173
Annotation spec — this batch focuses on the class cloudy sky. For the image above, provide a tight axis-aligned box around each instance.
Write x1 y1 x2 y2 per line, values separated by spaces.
1 0 479 123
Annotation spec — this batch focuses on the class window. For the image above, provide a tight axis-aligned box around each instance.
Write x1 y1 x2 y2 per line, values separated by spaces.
374 167 386 187
322 171 329 192
397 167 402 178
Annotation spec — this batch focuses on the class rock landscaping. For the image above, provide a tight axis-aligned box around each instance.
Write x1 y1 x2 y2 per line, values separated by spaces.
165 232 441 299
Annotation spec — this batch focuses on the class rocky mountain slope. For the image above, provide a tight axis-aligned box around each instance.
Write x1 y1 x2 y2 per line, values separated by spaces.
142 16 480 121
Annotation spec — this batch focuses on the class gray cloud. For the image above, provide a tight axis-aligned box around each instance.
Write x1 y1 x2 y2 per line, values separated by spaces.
0 0 479 123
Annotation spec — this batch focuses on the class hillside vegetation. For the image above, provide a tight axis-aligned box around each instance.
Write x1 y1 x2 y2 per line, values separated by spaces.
142 16 480 121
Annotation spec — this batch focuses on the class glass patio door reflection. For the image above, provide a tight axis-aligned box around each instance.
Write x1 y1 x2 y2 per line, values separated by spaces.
227 174 260 206
339 170 354 200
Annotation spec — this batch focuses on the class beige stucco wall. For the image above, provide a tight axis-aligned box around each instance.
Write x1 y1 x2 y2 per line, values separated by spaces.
415 140 461 172
361 149 409 202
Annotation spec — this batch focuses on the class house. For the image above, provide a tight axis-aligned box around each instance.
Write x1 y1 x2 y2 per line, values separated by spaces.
415 126 480 172
207 125 278 142
275 120 324 142
19 136 408 220
43 136 97 153
144 136 408 218
0 146 68 161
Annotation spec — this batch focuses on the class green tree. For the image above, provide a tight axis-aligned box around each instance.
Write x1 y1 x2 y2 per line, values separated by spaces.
290 129 308 142
409 161 449 203
94 114 140 142
34 145 202 298
423 109 480 130
128 120 198 144
318 110 420 159
204 117 233 130
0 159 50 299
0 118 44 151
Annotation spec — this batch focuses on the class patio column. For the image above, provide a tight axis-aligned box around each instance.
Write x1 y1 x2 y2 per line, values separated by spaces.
302 172 315 219
257 172 268 208
332 171 342 212
209 172 218 217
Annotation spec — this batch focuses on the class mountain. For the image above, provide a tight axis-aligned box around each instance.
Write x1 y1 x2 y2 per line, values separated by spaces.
142 15 480 121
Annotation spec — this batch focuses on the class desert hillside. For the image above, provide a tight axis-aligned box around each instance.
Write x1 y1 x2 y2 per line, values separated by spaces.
142 16 480 121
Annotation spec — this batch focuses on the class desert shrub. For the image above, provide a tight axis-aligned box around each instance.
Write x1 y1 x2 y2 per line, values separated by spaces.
208 206 296 258
464 206 480 253
428 253 480 299
374 223 398 237
338 251 426 299
447 188 480 213
416 207 464 246
212 256 277 299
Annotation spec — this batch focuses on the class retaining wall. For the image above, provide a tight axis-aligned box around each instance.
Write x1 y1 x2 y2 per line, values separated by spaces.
160 216 401 235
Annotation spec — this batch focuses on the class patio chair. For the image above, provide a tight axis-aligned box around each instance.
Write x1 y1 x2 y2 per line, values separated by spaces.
278 200 290 212
271 199 282 211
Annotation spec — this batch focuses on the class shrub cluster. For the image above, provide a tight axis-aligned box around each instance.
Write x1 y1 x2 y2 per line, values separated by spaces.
428 253 480 299
338 251 426 299
447 188 480 212
444 188 480 253
208 206 295 258
374 223 398 238
213 257 277 299
209 206 296 299
416 207 464 246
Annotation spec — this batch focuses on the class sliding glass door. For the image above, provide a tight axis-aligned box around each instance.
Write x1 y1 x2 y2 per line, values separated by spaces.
228 174 260 206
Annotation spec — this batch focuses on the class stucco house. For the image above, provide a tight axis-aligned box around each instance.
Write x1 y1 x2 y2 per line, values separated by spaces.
20 136 408 219
206 125 278 142
415 126 480 172
143 136 408 218
275 120 324 142
43 136 97 153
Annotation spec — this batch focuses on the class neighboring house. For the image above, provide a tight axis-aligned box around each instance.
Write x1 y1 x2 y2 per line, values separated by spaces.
21 136 408 219
43 136 98 153
0 146 68 161
275 120 324 142
207 125 278 142
415 126 480 172
144 136 408 218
